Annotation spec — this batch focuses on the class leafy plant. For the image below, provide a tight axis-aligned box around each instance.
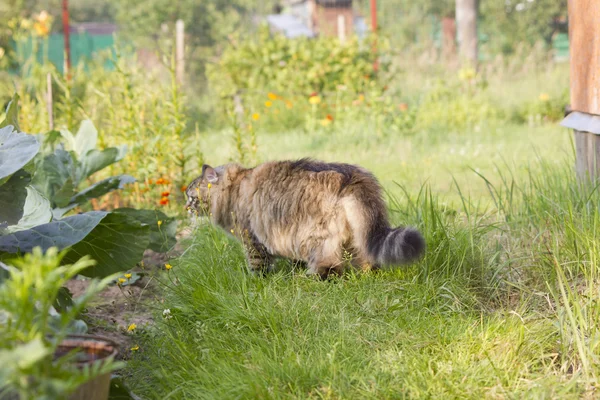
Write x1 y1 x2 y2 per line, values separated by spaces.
0 247 123 399
0 94 177 279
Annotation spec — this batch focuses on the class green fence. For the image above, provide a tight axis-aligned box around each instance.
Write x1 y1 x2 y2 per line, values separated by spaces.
13 32 117 74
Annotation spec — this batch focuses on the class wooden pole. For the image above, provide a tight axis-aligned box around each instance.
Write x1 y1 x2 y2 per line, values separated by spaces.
370 0 378 71
456 0 478 68
175 19 185 85
46 73 54 130
337 14 346 43
62 0 71 80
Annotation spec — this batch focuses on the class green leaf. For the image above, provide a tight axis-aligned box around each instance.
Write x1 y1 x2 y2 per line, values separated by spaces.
5 186 52 233
0 126 40 181
31 149 74 203
114 208 177 253
64 212 150 278
53 178 75 208
79 148 121 181
54 286 74 313
74 120 98 158
0 94 20 131
0 338 50 370
0 211 107 253
0 169 31 227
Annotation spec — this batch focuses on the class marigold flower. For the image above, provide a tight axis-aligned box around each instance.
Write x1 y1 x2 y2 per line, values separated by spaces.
267 92 278 100
165 263 173 270
309 95 321 105
147 179 154 185
265 101 273 108
33 22 49 36
159 197 169 205
161 191 170 197
156 178 169 185
130 344 139 351
252 113 260 121
124 273 132 279
127 323 137 332
326 114 334 121
180 185 187 192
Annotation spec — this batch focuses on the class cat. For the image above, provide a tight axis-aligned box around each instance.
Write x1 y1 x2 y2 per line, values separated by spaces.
185 159 425 278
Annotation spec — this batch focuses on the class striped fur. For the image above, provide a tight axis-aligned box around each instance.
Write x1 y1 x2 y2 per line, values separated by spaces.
186 159 425 278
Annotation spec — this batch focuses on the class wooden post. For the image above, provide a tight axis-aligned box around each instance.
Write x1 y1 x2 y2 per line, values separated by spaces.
62 0 71 79
337 14 346 42
456 0 478 68
561 0 600 183
46 73 54 130
370 0 378 71
175 19 184 85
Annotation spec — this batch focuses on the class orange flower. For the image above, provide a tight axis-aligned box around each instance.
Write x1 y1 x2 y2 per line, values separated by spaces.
156 178 169 185
267 92 278 100
180 185 187 192
147 179 154 185
33 21 49 36
159 197 169 205
161 191 170 197
265 101 273 108
398 103 408 112
326 114 334 121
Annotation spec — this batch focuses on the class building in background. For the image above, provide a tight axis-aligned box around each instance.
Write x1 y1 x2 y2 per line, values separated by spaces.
267 0 367 39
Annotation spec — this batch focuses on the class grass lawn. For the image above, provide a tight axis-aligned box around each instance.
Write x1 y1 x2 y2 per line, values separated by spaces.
125 114 600 398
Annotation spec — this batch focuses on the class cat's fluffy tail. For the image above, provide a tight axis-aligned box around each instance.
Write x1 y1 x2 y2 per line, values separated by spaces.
366 226 425 266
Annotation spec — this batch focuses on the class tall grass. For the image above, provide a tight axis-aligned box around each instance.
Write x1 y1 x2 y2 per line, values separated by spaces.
126 151 600 398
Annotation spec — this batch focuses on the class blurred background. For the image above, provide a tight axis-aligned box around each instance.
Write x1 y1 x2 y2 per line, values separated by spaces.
0 0 570 209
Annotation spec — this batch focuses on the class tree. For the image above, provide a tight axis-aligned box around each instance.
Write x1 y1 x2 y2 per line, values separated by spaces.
456 0 477 67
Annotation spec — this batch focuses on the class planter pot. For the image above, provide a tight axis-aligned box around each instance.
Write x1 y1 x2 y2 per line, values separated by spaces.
55 334 119 400
4 335 118 400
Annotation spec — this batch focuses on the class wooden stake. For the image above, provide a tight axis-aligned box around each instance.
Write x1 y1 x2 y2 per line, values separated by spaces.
175 19 185 85
337 14 346 43
46 72 54 130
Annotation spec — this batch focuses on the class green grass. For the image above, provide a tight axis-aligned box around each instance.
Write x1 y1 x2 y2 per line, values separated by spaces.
124 62 600 398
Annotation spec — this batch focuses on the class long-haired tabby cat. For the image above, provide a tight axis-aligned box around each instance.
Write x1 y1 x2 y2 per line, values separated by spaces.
185 159 424 278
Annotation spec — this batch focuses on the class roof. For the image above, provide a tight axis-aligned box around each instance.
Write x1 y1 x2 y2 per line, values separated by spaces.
70 23 118 35
266 14 315 38
316 0 353 7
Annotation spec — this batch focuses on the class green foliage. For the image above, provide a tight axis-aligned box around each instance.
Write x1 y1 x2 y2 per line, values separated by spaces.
0 247 123 399
0 95 176 278
210 25 383 96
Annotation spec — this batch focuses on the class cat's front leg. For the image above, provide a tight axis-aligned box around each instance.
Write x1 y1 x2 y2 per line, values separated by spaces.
242 231 274 276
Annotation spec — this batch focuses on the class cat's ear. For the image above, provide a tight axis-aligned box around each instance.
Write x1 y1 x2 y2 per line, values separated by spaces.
202 164 218 183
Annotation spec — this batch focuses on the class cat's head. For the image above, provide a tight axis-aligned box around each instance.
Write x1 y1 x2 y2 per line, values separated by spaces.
185 164 219 215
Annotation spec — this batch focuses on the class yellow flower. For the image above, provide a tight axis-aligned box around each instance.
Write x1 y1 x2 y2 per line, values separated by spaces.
539 93 550 101
267 92 278 100
207 183 212 189
124 273 132 279
358 94 365 102
265 101 273 108
118 278 126 284
458 67 476 81
130 344 140 351
157 220 163 227
230 229 235 234
33 21 49 37
252 113 260 121
127 323 137 332
309 96 321 105
320 118 332 127
36 11 49 23
165 263 173 270
20 19 32 29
